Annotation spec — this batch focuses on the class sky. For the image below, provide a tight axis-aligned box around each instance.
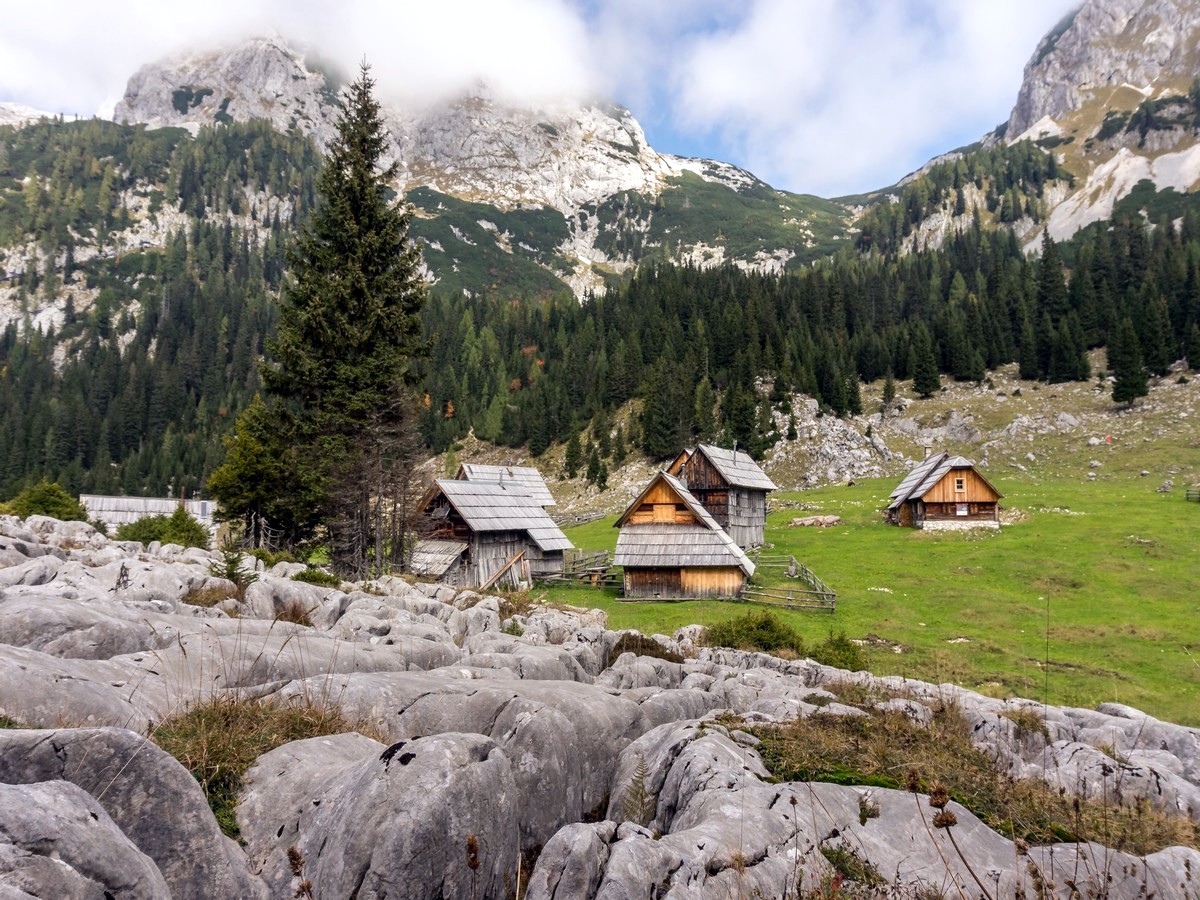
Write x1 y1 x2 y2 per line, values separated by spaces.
0 0 1080 197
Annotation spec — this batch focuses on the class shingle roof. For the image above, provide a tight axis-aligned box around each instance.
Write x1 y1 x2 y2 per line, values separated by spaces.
695 444 777 491
410 540 468 577
457 464 556 507
887 452 1001 510
432 479 572 552
613 472 755 576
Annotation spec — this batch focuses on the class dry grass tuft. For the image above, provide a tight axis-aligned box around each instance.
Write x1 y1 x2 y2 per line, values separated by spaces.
153 694 371 838
181 585 238 608
754 702 1199 855
274 600 313 627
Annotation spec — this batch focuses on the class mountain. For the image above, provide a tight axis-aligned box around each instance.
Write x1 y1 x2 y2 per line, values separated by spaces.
1006 0 1200 239
868 0 1200 253
112 37 850 298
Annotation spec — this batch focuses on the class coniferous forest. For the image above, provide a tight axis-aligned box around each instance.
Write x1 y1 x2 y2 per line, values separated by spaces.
1 116 1200 501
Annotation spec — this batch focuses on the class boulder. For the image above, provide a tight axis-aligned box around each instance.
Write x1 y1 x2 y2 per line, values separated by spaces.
242 732 518 900
0 727 266 899
0 780 171 899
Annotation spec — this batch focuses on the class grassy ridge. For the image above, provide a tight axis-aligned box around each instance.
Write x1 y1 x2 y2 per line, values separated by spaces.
549 472 1200 725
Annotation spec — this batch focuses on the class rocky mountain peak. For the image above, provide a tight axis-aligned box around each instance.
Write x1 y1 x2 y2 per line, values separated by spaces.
110 35 706 214
114 36 340 143
1007 0 1200 139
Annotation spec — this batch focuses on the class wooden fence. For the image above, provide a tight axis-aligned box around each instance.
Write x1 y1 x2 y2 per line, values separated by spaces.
552 510 606 527
743 551 836 613
538 548 622 588
1187 487 1200 503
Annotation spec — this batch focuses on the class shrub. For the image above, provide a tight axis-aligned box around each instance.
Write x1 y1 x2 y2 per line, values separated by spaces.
703 610 804 654
291 568 340 587
115 505 210 549
3 480 88 522
809 631 867 671
605 632 685 669
209 541 258 598
247 547 299 567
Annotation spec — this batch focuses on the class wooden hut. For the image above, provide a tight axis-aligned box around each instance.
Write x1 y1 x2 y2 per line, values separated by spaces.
456 463 556 508
666 443 776 548
413 479 572 588
613 471 755 599
884 452 1002 530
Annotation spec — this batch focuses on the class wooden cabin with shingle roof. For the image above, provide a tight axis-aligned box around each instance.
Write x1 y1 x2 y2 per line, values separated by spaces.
455 463 556 508
613 471 755 599
666 443 776 548
413 479 572 588
885 451 1002 530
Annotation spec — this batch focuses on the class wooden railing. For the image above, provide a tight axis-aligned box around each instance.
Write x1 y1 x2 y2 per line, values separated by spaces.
1187 487 1200 503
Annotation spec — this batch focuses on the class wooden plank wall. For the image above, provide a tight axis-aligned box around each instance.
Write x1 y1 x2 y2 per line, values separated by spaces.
470 532 528 587
625 566 744 598
625 481 697 526
726 489 767 547
923 469 999 504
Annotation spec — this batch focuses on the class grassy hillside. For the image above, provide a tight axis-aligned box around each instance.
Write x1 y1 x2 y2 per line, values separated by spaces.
546 468 1199 726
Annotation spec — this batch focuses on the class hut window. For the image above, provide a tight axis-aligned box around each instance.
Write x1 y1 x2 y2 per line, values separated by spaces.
956 502 968 516
954 477 965 493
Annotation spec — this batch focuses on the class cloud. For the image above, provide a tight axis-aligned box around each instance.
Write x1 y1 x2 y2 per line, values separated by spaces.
0 0 600 117
0 0 1079 196
638 0 1080 195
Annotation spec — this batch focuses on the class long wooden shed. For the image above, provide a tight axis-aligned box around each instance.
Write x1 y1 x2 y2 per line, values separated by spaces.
413 479 572 588
613 471 755 599
667 443 775 549
885 451 1002 530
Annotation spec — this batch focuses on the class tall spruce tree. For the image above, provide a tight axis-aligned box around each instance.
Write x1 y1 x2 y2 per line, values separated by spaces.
909 323 941 398
1110 317 1149 405
263 63 428 576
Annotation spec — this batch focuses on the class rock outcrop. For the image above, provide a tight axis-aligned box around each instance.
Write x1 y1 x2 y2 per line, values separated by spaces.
1 512 1198 898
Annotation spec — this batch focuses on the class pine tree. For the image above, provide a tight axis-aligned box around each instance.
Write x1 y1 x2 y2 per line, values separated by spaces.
909 324 941 398
563 432 582 479
1110 317 1149 405
262 63 427 576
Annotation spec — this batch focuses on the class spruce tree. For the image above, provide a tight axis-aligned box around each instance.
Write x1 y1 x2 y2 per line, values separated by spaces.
563 432 582 479
910 324 941 398
262 63 427 576
1110 317 1149 405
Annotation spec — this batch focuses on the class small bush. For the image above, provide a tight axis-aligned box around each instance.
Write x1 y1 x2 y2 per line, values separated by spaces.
291 568 340 587
810 631 867 671
0 715 22 729
3 481 88 522
703 610 804 654
247 547 298 567
115 505 210 549
606 632 684 669
209 541 258 598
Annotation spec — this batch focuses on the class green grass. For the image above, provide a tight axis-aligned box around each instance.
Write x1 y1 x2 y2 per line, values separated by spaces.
551 472 1200 725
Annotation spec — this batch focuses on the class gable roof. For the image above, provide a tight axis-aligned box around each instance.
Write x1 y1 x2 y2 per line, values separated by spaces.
456 463 556 507
426 479 572 552
886 452 1002 511
613 472 755 577
694 444 777 491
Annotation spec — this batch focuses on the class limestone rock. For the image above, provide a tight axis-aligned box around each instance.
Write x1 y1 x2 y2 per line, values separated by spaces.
0 728 265 898
241 732 518 900
0 780 171 899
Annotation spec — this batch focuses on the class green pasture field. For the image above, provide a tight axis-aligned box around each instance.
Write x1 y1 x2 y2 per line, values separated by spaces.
544 473 1200 726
